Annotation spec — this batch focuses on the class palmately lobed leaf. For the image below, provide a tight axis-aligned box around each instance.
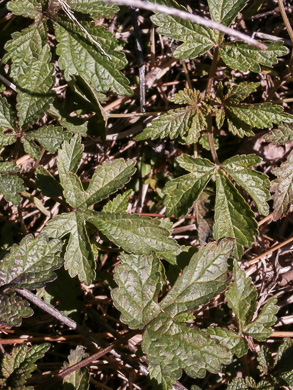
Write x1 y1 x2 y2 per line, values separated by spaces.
206 327 248 358
143 312 232 389
58 134 84 187
264 123 293 145
270 150 293 220
54 18 132 96
7 0 42 19
69 0 119 18
207 0 249 26
0 234 63 289
102 189 132 213
112 252 163 329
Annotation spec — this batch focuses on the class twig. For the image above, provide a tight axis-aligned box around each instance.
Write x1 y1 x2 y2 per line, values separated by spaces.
277 0 293 44
100 0 267 49
0 73 17 92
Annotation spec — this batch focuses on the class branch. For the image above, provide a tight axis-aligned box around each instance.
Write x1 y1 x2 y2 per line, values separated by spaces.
101 0 267 50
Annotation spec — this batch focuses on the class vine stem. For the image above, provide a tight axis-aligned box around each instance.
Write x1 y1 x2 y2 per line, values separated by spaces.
100 0 267 49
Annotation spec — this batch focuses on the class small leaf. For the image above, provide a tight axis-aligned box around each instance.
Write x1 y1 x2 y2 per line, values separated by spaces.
102 189 132 213
112 252 162 329
151 0 218 59
44 212 95 285
16 45 54 130
0 162 25 205
273 339 293 386
207 0 249 26
22 138 41 159
143 312 232 388
0 291 33 327
159 239 234 316
220 41 289 72
58 134 84 187
69 0 119 18
264 123 293 145
85 211 181 255
135 89 207 143
25 126 72 153
7 0 42 18
62 346 90 390
0 96 16 130
225 260 257 330
222 154 270 216
0 234 63 289
0 133 17 148
54 19 132 96
270 150 293 220
257 346 274 375
214 171 258 259
1 343 50 388
206 327 248 358
163 156 214 218
243 298 278 341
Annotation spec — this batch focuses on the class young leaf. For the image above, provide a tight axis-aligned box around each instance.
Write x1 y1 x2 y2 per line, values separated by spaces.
270 150 293 220
214 171 258 259
58 134 84 187
43 212 95 285
0 291 33 327
102 189 132 213
112 253 163 329
225 260 257 330
62 346 90 390
151 0 218 60
0 162 25 205
220 41 289 72
0 234 63 289
264 123 293 145
69 0 119 18
243 298 278 341
159 239 234 316
84 211 181 256
135 89 207 143
222 154 270 216
143 313 232 389
16 45 54 130
206 327 248 358
54 19 132 96
7 0 42 19
63 159 136 208
0 95 16 130
1 343 50 388
207 0 249 26
163 156 214 218
25 126 72 154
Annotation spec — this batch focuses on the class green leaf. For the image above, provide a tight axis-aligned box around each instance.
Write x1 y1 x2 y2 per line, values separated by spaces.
224 82 260 103
16 45 54 130
214 171 258 259
163 156 214 218
222 154 270 216
0 133 17 148
7 0 42 18
0 162 25 205
22 138 42 159
159 239 234 316
69 0 119 18
0 291 33 327
58 134 84 187
62 346 90 390
44 212 95 285
54 19 132 96
0 96 16 129
102 189 132 213
270 150 293 220
25 126 72 153
243 298 278 341
225 260 257 330
151 0 218 59
112 253 162 329
207 0 249 26
220 41 289 72
257 346 274 375
85 211 181 255
135 89 207 143
206 327 248 358
0 234 63 289
143 313 232 388
1 343 50 388
264 123 293 145
273 339 293 386
3 19 48 80
63 159 136 208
